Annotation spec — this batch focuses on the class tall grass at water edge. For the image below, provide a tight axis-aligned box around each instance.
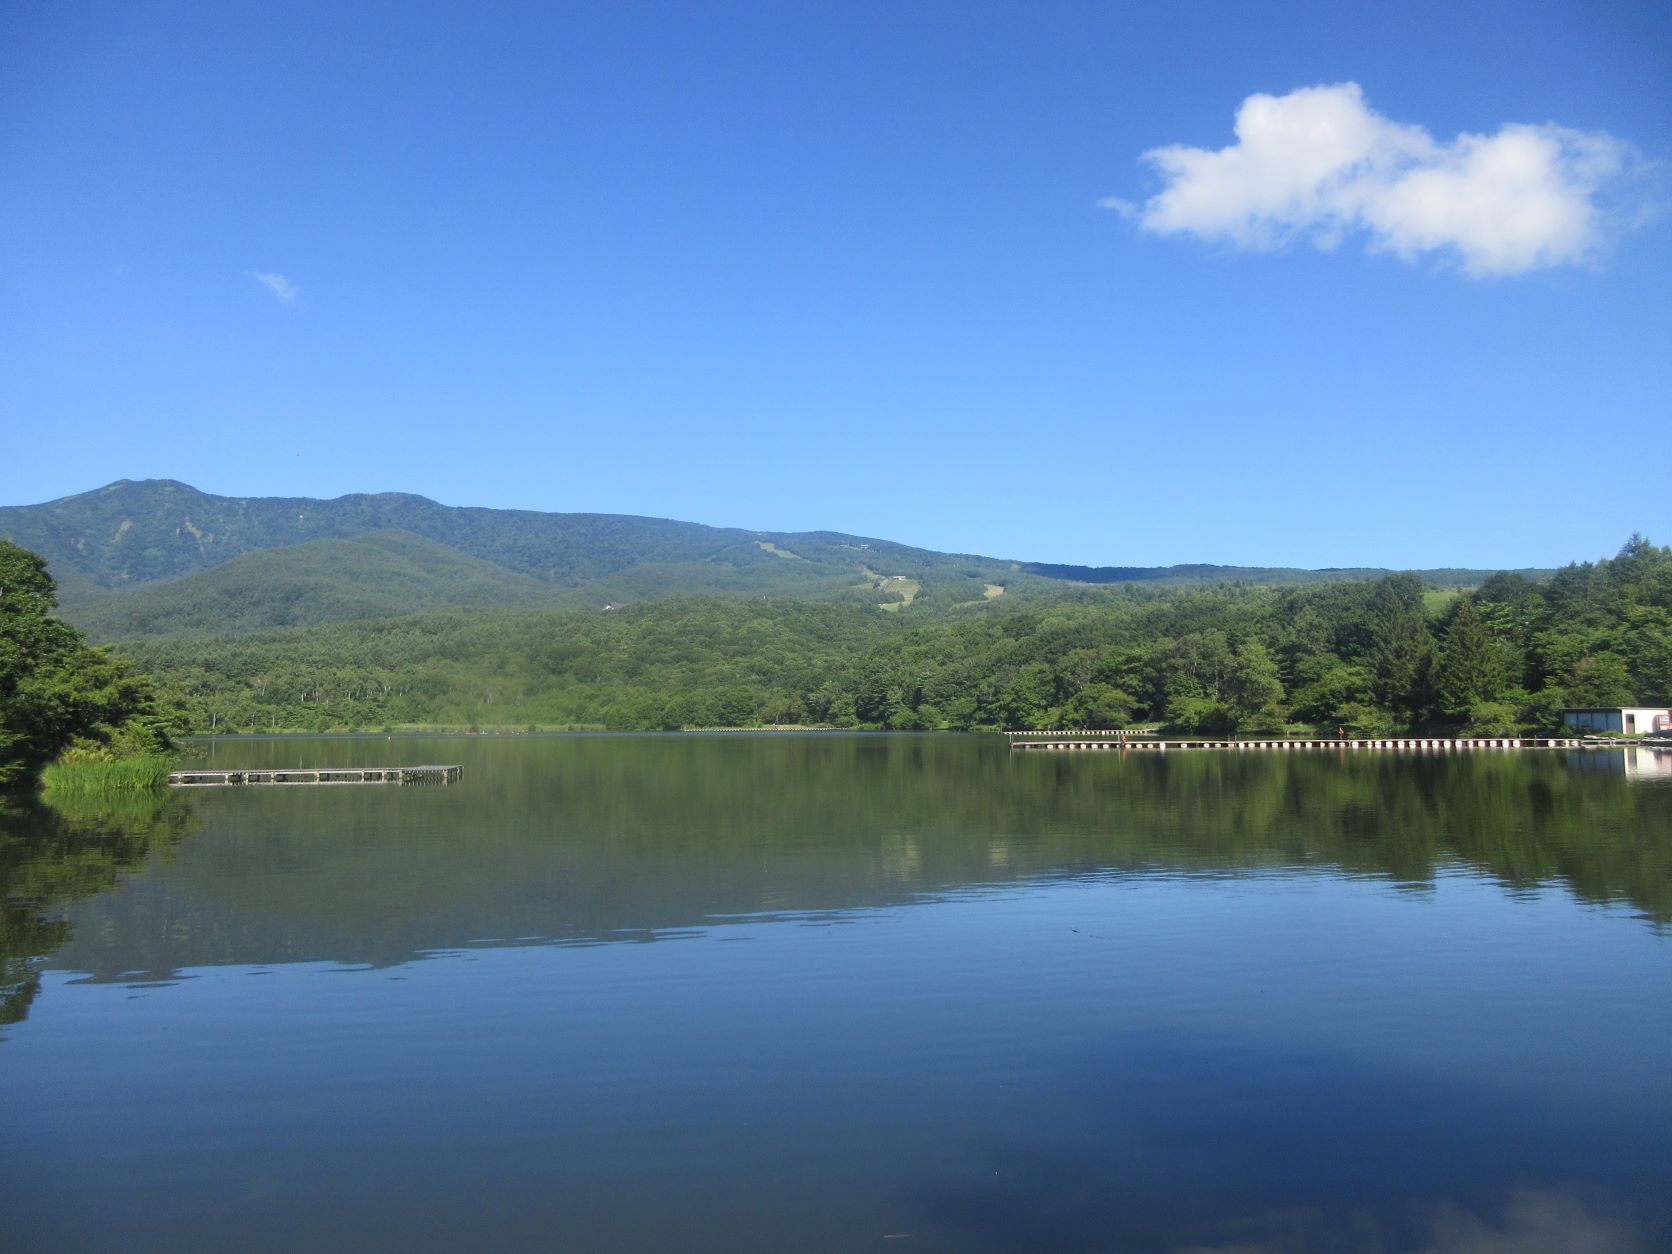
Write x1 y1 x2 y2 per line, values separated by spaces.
40 755 174 795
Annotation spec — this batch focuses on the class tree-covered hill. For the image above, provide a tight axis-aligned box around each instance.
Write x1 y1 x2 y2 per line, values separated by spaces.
0 479 1022 611
1019 560 1550 587
112 536 1670 737
1 481 1539 638
64 531 575 637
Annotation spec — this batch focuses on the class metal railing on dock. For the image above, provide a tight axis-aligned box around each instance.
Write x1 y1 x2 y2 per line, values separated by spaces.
168 765 462 787
1008 729 1161 738
1006 736 1587 753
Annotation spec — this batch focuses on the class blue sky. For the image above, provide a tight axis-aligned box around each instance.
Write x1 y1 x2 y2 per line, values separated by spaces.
2 1 1667 569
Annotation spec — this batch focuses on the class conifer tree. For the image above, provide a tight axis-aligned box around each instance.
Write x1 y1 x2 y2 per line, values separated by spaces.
1434 598 1506 721
1368 574 1436 719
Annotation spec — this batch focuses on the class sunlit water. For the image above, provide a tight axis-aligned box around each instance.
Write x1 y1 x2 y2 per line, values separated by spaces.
4 734 1669 1252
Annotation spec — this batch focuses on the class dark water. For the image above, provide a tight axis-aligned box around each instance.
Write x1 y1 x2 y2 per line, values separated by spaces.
3 734 1669 1253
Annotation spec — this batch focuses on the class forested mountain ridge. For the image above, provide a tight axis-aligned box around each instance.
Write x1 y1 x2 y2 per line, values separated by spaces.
113 536 1671 737
1 479 1047 625
0 478 974 597
2 481 1538 640
1018 560 1549 587
65 531 574 637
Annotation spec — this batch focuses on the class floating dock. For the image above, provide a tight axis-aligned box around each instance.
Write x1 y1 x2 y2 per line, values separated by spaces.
169 765 462 787
1007 734 1588 753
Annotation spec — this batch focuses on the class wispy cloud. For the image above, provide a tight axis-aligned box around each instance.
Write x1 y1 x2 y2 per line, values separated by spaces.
1174 1187 1646 1254
248 271 300 304
1105 83 1647 276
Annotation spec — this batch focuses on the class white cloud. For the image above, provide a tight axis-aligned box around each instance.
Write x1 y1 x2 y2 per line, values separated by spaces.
1420 1189 1647 1254
249 271 300 304
1108 83 1644 276
1174 1188 1646 1254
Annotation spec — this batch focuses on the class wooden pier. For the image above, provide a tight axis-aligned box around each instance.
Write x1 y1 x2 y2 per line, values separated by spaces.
1008 734 1588 753
168 765 462 787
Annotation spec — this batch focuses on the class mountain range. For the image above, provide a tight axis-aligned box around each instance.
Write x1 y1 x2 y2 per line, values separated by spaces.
0 480 1543 639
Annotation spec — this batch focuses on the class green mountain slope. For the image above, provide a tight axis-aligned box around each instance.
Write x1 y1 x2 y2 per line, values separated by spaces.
0 479 969 590
1018 560 1552 587
0 480 1019 617
63 531 577 636
1 480 1545 639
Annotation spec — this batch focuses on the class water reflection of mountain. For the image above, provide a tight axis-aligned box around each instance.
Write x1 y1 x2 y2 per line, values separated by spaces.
9 738 1670 996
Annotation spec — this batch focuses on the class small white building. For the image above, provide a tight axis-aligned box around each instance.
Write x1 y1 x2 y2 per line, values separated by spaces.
1562 707 1672 736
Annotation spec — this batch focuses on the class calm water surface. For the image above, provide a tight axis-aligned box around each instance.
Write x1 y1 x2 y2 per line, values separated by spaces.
3 734 1670 1252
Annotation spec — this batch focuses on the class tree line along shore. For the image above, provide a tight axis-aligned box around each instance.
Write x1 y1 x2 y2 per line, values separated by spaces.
3 535 1667 788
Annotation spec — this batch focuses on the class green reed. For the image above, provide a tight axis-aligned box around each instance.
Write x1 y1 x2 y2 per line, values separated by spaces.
40 754 174 796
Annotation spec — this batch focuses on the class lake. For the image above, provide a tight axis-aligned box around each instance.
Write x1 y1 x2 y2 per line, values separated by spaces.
3 734 1669 1252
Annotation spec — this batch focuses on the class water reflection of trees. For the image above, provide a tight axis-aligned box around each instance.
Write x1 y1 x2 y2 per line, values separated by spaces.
1019 749 1670 922
469 738 1669 927
0 792 194 1028
5 741 1668 1000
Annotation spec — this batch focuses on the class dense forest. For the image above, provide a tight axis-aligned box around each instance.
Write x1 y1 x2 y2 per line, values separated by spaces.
0 542 181 788
109 536 1670 737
